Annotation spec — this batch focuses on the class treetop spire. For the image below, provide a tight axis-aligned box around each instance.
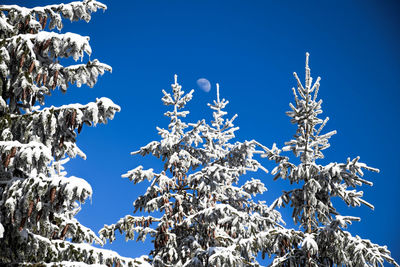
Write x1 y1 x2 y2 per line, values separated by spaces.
261 53 398 267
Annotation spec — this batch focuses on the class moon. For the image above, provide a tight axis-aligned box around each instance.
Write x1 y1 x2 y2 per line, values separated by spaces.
196 78 211 92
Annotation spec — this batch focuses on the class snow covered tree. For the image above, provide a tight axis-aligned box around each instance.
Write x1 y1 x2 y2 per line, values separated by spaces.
182 83 282 266
0 1 146 266
260 53 399 267
99 75 204 266
99 76 282 266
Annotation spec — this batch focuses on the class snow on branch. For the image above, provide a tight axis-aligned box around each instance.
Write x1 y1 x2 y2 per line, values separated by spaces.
99 77 284 266
100 215 159 245
2 173 94 236
0 1 129 265
0 141 52 177
256 53 399 267
13 229 146 266
0 0 107 37
0 1 111 114
0 31 111 113
1 97 119 160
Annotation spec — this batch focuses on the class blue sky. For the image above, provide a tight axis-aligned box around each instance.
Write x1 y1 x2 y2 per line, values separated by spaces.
8 0 400 264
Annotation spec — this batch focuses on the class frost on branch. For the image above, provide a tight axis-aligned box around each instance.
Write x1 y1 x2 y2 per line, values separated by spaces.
0 1 111 114
100 75 205 266
0 0 106 38
0 97 119 162
260 53 398 267
100 78 282 266
0 1 134 265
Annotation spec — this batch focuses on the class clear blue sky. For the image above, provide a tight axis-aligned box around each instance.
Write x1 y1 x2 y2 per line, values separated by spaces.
7 0 400 264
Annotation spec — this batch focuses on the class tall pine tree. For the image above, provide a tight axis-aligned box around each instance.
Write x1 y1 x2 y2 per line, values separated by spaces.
100 76 282 266
0 1 144 265
260 53 399 267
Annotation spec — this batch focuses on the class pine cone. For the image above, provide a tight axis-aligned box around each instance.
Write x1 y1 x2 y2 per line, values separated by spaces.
35 73 41 84
19 217 26 231
53 70 59 89
42 17 47 29
59 136 64 148
50 187 56 203
19 54 25 68
29 61 35 73
27 201 34 217
42 39 51 51
78 123 83 134
10 147 17 157
60 224 70 239
3 154 11 168
51 230 57 240
71 110 77 128
43 73 47 85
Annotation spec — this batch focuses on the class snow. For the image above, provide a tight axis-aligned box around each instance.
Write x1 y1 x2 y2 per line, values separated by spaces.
1 4 398 264
301 233 318 255
99 76 284 266
0 223 4 238
1 1 107 32
6 31 92 61
0 1 134 265
122 166 155 183
65 176 93 200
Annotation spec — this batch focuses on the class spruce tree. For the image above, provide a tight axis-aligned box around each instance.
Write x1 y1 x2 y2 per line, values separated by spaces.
100 76 281 266
186 83 281 266
260 53 399 267
0 1 144 265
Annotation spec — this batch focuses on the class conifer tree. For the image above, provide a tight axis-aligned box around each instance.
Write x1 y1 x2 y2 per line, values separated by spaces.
0 1 144 265
260 53 399 267
100 76 282 266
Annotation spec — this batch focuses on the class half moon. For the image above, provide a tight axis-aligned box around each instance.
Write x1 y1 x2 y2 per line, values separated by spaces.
196 78 211 92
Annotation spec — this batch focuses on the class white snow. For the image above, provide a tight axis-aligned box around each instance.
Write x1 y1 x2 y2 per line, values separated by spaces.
0 223 4 238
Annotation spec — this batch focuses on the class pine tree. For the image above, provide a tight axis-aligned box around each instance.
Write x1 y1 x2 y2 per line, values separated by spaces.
260 53 399 267
99 75 204 266
0 1 145 265
184 83 281 266
99 76 282 266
